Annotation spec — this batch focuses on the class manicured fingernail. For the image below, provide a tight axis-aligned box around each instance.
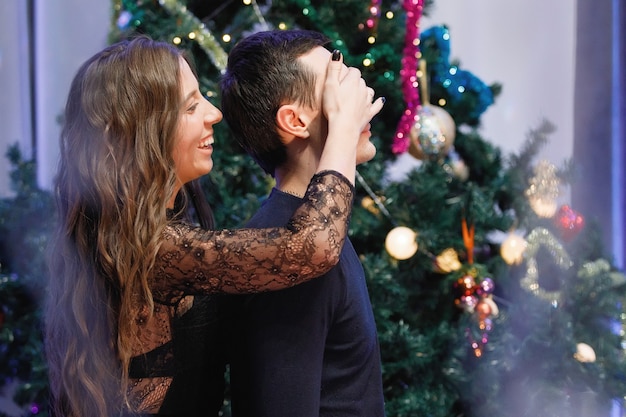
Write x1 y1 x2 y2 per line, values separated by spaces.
381 97 386 104
332 49 341 61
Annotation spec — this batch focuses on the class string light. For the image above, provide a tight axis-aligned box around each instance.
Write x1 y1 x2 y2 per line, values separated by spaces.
158 0 228 72
362 0 382 37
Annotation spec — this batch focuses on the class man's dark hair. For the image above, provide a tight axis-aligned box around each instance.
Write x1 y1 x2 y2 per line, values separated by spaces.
220 29 330 176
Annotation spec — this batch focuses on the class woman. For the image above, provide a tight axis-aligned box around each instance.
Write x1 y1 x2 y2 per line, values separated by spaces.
44 36 382 417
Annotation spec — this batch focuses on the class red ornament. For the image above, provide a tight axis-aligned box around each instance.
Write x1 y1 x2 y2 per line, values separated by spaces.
475 300 492 320
554 205 584 240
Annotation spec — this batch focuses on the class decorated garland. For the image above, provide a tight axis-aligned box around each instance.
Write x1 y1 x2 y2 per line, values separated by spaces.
392 0 425 154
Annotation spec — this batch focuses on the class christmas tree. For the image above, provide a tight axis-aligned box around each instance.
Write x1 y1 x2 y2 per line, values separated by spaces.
1 1 625 416
0 146 51 416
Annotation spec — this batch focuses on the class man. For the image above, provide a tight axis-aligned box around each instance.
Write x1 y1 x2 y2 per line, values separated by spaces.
220 29 386 417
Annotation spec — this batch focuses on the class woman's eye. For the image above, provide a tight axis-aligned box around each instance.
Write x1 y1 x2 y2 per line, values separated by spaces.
187 103 199 112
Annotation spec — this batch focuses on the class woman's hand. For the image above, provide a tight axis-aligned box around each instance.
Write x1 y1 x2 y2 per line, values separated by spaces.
317 50 385 182
323 50 385 139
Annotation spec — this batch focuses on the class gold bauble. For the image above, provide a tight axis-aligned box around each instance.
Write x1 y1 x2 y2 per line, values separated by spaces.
434 248 462 273
385 226 418 260
528 195 558 218
500 233 527 265
574 342 596 363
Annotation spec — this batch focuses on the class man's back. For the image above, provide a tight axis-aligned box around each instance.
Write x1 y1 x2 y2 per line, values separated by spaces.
228 188 385 417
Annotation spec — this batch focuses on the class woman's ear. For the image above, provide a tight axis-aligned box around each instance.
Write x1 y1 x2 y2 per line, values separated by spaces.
276 104 311 139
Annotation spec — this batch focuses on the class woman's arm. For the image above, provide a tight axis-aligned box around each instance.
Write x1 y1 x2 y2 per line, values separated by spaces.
151 170 353 301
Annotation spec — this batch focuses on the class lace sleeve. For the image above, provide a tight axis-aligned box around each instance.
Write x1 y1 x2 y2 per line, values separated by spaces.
151 170 354 302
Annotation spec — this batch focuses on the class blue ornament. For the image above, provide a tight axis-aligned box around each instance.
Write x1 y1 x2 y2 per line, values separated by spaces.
420 25 497 125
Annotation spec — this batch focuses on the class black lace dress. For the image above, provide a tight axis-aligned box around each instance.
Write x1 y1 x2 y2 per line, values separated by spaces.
126 171 354 415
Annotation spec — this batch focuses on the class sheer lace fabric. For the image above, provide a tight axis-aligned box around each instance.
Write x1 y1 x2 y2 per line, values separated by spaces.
127 171 354 414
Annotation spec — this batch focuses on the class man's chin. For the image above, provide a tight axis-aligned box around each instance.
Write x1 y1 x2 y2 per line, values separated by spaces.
356 146 377 165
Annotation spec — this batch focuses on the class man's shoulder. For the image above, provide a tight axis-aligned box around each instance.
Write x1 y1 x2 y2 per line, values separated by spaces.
246 189 299 227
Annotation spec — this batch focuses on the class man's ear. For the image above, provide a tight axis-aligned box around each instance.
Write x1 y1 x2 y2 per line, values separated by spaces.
276 104 311 139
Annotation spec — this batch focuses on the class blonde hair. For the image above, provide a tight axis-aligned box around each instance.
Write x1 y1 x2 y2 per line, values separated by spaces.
46 36 186 416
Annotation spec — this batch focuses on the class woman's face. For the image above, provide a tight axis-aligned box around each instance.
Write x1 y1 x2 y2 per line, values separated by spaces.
171 58 223 185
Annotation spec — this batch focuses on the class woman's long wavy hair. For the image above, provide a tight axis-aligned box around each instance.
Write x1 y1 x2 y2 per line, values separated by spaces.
45 36 190 417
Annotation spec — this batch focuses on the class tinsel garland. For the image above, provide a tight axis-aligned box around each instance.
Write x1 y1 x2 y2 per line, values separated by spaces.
112 0 228 72
520 227 572 302
158 0 228 72
392 0 424 154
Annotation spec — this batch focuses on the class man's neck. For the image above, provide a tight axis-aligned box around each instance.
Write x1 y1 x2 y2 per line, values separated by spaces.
274 158 318 199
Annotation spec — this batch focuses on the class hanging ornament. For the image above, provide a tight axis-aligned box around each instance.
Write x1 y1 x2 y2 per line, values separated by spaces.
454 216 498 357
385 226 418 260
434 248 462 273
408 106 456 160
476 276 495 296
500 232 527 265
408 60 456 161
574 342 596 363
452 269 497 357
529 196 558 219
554 204 585 241
453 273 496 310
526 160 561 218
480 296 499 317
361 196 380 216
475 298 493 320
520 227 572 302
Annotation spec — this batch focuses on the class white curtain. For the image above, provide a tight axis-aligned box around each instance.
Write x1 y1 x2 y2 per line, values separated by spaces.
33 0 110 190
572 0 625 268
0 0 110 196
0 0 33 196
